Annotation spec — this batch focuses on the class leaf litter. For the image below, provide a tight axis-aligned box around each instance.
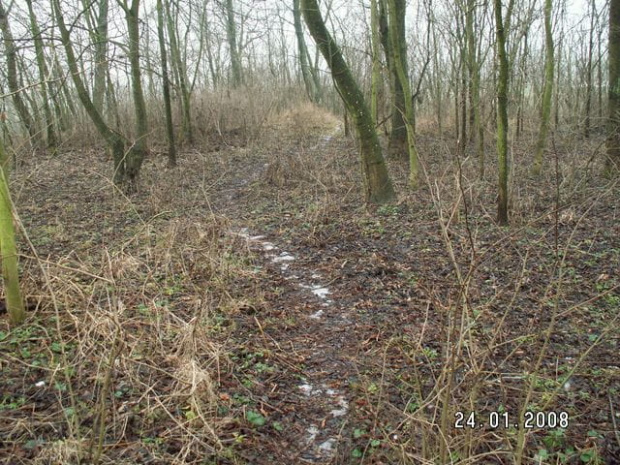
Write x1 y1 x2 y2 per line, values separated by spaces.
1 123 619 464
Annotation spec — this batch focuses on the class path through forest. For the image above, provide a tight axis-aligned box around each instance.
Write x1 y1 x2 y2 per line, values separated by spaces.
5 107 619 464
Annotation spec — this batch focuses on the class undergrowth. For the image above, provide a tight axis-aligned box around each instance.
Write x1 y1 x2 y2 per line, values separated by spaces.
1 103 619 464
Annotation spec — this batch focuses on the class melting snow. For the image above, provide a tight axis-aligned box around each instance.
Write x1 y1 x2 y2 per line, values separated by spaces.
299 383 315 396
312 287 330 299
306 425 319 444
319 439 336 452
272 252 295 263
232 226 347 457
330 397 349 417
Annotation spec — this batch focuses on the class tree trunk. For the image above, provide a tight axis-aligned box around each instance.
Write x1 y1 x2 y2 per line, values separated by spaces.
532 0 554 176
157 0 176 168
92 0 109 113
53 0 127 185
293 0 318 102
607 0 620 173
301 0 395 204
0 137 25 326
494 0 510 225
165 0 193 143
584 0 595 139
226 0 243 87
386 0 418 186
465 0 484 176
0 0 38 145
124 0 149 190
25 0 58 150
379 0 408 159
370 0 381 123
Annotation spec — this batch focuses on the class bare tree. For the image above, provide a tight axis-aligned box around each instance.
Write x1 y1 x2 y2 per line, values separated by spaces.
494 0 511 225
157 0 176 167
379 0 408 158
0 0 38 145
25 0 58 149
118 0 149 190
0 137 25 325
607 0 620 172
301 0 395 204
52 0 128 185
225 0 243 87
532 0 554 176
164 0 193 143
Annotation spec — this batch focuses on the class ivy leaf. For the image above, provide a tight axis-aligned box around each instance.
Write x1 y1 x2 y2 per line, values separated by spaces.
246 410 266 427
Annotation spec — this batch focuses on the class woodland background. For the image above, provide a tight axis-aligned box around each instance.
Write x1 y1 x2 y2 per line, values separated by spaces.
0 0 619 464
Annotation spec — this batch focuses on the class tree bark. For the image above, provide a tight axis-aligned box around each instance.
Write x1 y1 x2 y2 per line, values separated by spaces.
0 136 25 326
293 0 319 103
25 0 58 150
494 0 510 225
92 0 109 113
379 0 408 159
226 0 243 87
532 0 554 176
0 0 38 145
165 0 193 143
465 0 484 176
607 0 620 173
301 0 395 204
53 0 127 185
386 0 418 186
157 0 176 168
123 0 149 190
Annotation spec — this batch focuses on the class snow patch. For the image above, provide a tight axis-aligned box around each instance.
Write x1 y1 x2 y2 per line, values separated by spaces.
312 287 330 299
299 383 315 396
319 438 336 452
310 310 324 319
272 252 295 263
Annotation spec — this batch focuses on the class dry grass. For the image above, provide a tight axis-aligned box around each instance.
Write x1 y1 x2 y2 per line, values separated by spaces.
2 99 619 464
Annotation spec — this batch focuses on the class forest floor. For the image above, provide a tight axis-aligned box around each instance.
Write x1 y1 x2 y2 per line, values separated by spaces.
1 104 620 465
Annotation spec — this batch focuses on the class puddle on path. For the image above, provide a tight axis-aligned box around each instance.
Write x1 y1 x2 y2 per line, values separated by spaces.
232 227 348 462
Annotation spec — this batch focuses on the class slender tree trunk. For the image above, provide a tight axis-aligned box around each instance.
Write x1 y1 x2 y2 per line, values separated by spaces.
53 0 127 184
431 21 443 132
92 0 109 113
465 0 484 176
387 0 418 186
379 0 408 158
123 0 149 190
165 0 193 143
293 0 318 102
301 0 395 203
226 0 243 87
584 0 595 139
532 0 554 176
607 0 620 172
494 0 510 225
0 0 38 145
554 28 562 129
598 27 603 121
157 0 176 168
0 137 25 326
370 0 381 123
460 59 467 152
25 0 57 150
